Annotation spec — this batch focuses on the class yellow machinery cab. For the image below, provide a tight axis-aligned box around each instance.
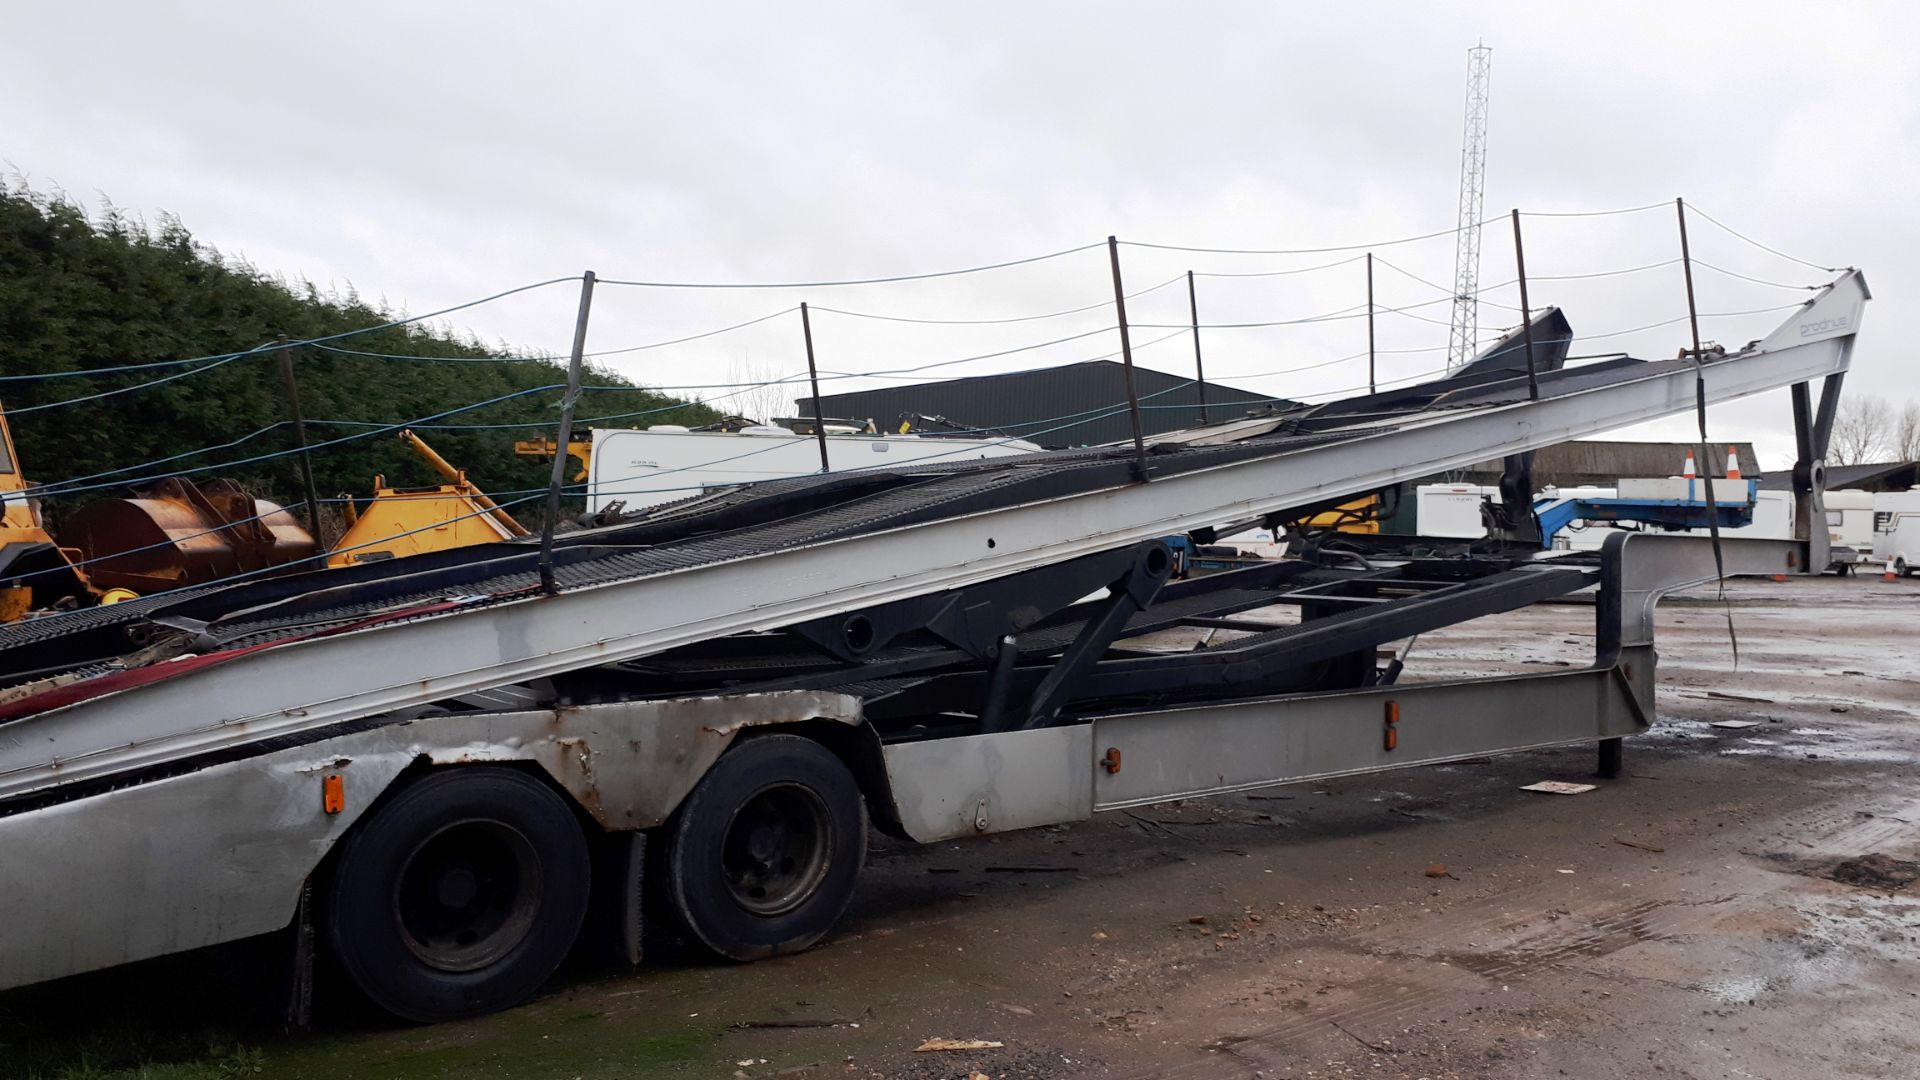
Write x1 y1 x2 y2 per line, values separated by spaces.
327 430 528 567
0 403 104 618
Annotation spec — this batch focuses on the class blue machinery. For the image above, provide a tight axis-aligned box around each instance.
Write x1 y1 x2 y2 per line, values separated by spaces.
1531 478 1758 549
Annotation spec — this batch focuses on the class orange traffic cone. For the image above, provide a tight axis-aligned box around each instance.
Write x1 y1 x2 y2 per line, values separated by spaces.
1682 451 1697 479
1725 446 1741 482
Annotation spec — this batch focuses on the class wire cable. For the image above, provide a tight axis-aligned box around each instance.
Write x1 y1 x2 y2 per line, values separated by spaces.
1189 254 1369 279
6 353 251 414
596 241 1104 290
1118 216 1498 257
24 384 569 500
1686 206 1844 273
1517 200 1672 218
807 275 1184 326
308 305 801 364
0 276 581 392
1691 260 1821 291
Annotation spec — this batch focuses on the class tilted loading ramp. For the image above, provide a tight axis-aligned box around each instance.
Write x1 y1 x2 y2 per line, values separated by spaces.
0 271 1867 1022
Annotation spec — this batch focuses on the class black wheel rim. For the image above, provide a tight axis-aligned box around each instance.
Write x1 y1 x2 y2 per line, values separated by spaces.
395 818 542 972
720 782 833 917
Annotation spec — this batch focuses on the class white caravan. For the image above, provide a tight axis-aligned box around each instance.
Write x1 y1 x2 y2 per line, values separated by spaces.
1823 489 1875 570
585 425 1044 513
1872 490 1920 576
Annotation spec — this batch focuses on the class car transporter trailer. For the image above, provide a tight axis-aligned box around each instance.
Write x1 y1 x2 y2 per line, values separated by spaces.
0 271 1868 1023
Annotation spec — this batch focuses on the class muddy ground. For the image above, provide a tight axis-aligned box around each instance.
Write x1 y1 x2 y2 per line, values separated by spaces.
5 574 1919 1079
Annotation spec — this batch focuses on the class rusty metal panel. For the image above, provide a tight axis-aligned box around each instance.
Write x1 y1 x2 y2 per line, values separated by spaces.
61 477 316 592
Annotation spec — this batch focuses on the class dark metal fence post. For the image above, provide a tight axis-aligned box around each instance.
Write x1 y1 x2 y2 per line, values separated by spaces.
800 302 830 472
276 334 325 545
1106 236 1148 477
540 270 596 596
1365 253 1377 394
1676 198 1705 360
1509 210 1539 400
1186 270 1207 424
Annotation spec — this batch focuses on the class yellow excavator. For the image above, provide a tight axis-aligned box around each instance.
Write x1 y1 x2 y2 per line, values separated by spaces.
0 405 136 619
0 397 526 618
327 430 528 567
1294 495 1383 535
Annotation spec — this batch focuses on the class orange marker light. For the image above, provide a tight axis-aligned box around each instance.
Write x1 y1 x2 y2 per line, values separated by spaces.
1383 701 1400 751
322 774 345 815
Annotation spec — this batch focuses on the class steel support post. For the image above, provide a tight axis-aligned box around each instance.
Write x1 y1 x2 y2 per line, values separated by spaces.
1187 270 1207 423
1509 210 1539 400
276 335 325 546
801 302 829 472
1675 199 1732 580
1366 253 1377 394
540 270 596 596
1106 236 1149 476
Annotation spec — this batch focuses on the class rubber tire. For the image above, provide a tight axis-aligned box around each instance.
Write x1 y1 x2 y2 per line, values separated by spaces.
324 767 590 1023
1899 557 1911 578
661 734 866 962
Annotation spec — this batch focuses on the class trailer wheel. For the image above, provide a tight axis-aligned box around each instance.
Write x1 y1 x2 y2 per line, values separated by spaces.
324 767 590 1022
661 734 866 961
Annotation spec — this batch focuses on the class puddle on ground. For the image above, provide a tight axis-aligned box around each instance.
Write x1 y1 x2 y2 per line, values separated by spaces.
1697 974 1772 1005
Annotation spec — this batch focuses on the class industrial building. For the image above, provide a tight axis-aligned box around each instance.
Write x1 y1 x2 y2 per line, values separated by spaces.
795 360 1291 448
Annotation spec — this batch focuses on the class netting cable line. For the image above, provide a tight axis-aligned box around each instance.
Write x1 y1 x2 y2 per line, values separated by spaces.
15 259 1813 507
596 241 1106 290
1 201 1834 379
0 276 586 387
1515 200 1675 219
16 322 1179 505
12 316 1166 491
0 204 1840 498
1684 205 1846 274
2 216 1834 408
0 344 271 384
17 383 569 501
7 290 1824 618
1190 254 1370 279
805 274 1185 326
1116 217 1497 257
14 282 1802 503
308 305 801 364
5 351 257 414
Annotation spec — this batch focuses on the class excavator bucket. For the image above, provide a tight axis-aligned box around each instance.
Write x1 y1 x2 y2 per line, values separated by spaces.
61 477 317 593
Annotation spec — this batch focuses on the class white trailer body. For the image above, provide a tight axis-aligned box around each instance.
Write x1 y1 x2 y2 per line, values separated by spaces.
1872 489 1920 574
1822 489 1875 568
1415 483 1499 537
585 427 1043 513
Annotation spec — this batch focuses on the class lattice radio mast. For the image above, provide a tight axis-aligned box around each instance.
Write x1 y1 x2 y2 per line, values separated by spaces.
1447 43 1493 371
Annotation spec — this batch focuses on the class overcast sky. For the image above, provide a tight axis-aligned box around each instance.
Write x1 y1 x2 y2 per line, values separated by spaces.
7 2 1914 467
